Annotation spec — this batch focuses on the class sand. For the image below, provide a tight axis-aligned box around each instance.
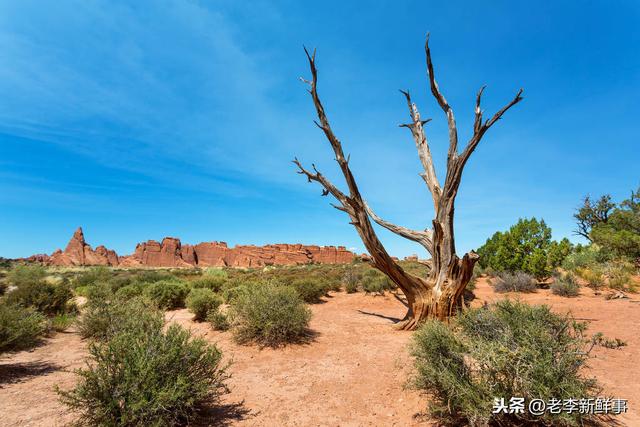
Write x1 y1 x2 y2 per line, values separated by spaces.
1 278 638 426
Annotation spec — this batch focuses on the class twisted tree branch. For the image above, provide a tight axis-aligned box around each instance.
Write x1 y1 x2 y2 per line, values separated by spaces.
295 48 426 290
425 33 458 162
399 90 441 206
364 202 434 255
452 88 524 189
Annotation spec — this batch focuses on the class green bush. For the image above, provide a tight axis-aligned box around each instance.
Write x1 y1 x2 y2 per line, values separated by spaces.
114 284 144 300
562 245 604 271
51 313 76 332
107 275 132 292
599 261 637 292
133 270 176 284
202 268 229 279
74 285 91 297
6 264 47 287
191 275 226 292
229 283 311 347
58 314 227 425
143 280 189 310
608 270 635 292
322 277 342 292
186 288 223 321
592 332 627 349
551 274 580 297
575 267 604 290
0 304 47 353
476 218 572 279
84 283 113 302
6 281 74 316
411 300 600 426
222 284 250 304
291 279 326 303
342 268 361 293
73 267 112 288
362 275 394 295
208 309 230 331
77 295 163 341
492 271 536 293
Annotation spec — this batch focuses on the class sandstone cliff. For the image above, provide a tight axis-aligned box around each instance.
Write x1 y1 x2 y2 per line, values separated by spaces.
38 228 355 268
47 227 119 266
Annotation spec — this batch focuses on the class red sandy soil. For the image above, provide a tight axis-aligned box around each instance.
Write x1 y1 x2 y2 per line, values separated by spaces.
1 278 638 426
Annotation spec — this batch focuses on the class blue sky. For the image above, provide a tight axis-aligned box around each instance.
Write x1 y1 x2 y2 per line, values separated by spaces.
1 0 638 259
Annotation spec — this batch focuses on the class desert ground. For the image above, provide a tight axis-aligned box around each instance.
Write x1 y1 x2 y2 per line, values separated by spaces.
1 277 638 426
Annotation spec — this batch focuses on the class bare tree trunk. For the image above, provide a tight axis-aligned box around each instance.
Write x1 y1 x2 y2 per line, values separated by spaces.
295 35 522 329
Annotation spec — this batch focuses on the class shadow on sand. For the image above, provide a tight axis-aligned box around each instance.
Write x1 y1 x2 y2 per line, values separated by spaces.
356 309 403 324
193 400 253 426
0 360 61 385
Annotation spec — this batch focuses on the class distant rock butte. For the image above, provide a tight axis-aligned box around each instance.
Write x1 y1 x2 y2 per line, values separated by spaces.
41 227 120 267
33 227 356 268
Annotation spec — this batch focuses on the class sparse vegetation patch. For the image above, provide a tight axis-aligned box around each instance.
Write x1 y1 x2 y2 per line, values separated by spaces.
411 300 601 426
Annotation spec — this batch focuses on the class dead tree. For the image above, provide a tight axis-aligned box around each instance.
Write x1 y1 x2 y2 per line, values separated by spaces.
294 35 523 329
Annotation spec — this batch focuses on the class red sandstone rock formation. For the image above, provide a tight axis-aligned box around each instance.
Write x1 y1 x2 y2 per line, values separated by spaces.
25 254 51 263
126 238 192 268
191 242 229 267
49 227 119 266
36 227 356 268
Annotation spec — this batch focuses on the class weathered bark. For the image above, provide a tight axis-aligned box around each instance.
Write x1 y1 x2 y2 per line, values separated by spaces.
295 35 522 329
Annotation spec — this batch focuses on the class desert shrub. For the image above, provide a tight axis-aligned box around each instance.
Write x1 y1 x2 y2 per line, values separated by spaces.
318 277 341 292
208 309 230 331
202 268 229 279
229 283 311 347
601 261 637 292
77 295 163 341
342 268 361 293
291 279 326 303
143 280 189 310
591 332 627 349
411 300 600 426
51 313 75 332
361 272 395 295
191 275 226 292
492 271 536 293
107 275 132 292
575 267 605 290
608 271 634 292
84 283 113 302
222 284 251 304
73 267 112 288
114 284 143 300
74 285 91 297
0 304 48 353
186 288 223 321
6 264 47 287
551 274 580 297
477 218 572 279
562 245 603 271
398 260 431 277
6 281 74 316
133 270 175 284
58 316 227 426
